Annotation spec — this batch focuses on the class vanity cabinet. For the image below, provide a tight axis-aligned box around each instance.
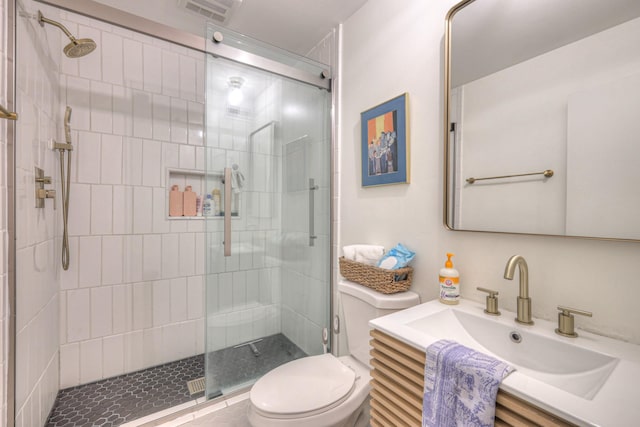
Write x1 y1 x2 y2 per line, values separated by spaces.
368 329 576 427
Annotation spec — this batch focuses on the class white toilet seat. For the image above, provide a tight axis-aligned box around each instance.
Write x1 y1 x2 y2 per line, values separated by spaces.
250 353 356 419
248 281 419 427
248 355 371 427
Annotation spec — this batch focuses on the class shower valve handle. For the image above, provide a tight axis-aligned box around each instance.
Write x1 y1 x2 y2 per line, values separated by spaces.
36 188 56 210
35 176 52 184
35 168 56 209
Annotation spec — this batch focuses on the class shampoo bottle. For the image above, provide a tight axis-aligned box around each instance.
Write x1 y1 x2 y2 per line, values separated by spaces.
183 186 197 216
169 185 183 217
439 253 460 305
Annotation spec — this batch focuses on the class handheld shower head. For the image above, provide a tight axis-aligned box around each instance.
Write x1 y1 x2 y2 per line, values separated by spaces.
64 107 72 144
38 10 96 58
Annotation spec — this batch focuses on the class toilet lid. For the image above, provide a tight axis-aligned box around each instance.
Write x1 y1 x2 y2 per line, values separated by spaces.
250 353 356 418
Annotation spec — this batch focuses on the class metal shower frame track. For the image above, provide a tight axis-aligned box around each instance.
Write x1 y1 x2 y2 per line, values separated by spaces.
34 0 332 90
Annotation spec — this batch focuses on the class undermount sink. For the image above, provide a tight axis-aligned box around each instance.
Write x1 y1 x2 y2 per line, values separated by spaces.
406 306 619 400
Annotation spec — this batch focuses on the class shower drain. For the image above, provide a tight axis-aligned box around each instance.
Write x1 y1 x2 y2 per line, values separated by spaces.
186 377 206 395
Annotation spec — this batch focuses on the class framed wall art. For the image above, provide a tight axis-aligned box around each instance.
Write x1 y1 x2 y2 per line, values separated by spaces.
360 93 409 187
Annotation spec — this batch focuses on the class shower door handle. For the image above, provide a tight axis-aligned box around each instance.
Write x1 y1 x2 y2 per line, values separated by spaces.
309 178 319 247
224 167 232 256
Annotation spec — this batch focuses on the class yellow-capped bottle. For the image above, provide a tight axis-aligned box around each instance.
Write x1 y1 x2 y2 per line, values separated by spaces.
439 253 460 305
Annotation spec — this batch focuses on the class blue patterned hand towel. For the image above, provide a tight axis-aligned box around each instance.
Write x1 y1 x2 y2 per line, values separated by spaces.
423 340 514 427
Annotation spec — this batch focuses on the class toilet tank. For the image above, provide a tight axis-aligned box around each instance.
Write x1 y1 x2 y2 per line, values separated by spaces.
338 280 420 367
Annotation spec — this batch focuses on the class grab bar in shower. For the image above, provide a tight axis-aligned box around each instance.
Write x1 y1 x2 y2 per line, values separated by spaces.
309 178 319 247
223 167 232 256
0 103 17 120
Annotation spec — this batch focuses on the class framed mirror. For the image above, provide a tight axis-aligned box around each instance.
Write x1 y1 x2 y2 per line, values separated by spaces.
443 0 640 241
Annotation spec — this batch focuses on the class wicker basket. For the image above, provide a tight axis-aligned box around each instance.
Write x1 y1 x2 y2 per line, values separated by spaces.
339 257 413 294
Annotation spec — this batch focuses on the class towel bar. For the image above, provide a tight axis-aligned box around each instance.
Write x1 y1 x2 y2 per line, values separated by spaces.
466 169 553 184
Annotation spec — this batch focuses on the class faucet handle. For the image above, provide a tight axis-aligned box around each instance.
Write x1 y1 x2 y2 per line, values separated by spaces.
477 287 500 316
555 306 592 338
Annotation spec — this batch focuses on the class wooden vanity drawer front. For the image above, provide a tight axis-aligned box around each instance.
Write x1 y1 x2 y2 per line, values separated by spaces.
369 329 577 427
495 393 577 427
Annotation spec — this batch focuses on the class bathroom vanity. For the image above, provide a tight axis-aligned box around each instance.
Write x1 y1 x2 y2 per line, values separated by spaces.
368 330 573 426
369 299 640 426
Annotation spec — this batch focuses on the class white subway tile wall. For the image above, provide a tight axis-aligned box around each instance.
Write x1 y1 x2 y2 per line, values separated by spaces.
54 6 300 390
13 0 63 424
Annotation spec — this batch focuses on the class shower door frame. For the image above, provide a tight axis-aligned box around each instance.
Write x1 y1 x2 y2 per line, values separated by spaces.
6 1 337 425
34 0 331 90
7 0 18 425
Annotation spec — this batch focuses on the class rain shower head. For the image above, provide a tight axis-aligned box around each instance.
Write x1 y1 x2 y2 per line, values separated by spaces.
63 38 97 58
37 10 96 58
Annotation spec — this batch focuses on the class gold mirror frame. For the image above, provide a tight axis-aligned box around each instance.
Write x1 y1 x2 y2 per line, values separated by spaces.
442 0 640 243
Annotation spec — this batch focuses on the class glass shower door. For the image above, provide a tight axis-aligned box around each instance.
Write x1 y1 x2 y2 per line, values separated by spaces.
203 27 332 398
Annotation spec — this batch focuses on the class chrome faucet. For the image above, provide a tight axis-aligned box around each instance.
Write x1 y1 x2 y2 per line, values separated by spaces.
503 255 534 325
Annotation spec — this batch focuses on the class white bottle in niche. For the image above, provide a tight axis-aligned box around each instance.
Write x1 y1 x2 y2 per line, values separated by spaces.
203 194 213 216
212 189 221 216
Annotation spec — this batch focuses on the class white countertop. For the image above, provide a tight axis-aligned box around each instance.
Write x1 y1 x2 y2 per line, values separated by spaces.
369 298 640 427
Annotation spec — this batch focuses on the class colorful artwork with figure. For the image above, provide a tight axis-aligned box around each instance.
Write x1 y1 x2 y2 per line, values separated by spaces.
361 93 409 187
366 111 398 176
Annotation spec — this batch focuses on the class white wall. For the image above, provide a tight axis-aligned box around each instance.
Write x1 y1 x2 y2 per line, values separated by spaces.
340 0 640 346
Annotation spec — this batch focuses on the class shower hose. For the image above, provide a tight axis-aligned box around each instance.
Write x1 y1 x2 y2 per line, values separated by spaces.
59 148 71 270
59 106 73 270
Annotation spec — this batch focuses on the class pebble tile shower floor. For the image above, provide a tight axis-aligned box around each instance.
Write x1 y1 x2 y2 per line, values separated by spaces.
45 355 203 427
45 334 304 427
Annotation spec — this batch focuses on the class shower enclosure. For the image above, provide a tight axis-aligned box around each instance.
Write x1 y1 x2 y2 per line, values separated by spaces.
11 1 333 425
202 24 332 397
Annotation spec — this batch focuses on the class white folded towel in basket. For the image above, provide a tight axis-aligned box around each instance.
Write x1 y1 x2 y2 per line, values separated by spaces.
343 244 385 266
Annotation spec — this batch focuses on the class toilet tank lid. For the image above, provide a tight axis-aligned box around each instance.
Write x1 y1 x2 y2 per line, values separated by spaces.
338 280 420 309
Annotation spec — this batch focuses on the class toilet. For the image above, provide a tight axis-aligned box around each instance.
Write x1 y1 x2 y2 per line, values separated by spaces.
247 280 420 427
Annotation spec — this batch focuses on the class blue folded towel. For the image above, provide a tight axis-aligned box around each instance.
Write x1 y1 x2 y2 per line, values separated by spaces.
423 340 514 427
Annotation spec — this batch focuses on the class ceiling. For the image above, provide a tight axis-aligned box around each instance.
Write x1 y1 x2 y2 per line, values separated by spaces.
92 0 369 57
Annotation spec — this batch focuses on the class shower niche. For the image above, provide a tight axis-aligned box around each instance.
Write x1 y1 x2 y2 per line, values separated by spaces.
166 168 240 219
